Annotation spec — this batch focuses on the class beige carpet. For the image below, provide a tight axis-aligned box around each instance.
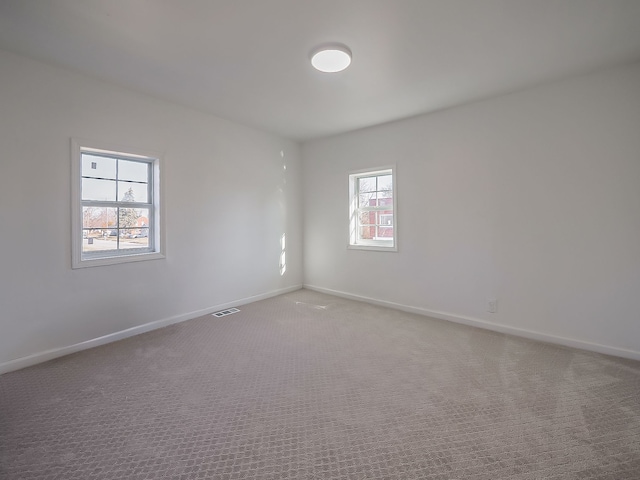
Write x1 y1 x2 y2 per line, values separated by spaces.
1 289 639 479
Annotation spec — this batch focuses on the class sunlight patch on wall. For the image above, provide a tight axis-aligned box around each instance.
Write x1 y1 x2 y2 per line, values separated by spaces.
279 233 287 276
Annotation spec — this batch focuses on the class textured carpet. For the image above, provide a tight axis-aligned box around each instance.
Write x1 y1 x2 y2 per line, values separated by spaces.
1 289 639 479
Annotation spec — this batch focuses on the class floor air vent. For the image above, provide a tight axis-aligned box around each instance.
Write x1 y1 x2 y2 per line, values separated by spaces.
212 307 240 318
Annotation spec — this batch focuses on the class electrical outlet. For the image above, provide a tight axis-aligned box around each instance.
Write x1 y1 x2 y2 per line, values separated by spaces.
487 298 497 313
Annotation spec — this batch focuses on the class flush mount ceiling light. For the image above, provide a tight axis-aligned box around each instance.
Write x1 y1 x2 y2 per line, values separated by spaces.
310 43 352 73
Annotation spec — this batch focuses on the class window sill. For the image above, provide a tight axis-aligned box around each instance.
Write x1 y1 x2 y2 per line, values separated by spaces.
72 251 165 269
348 244 398 252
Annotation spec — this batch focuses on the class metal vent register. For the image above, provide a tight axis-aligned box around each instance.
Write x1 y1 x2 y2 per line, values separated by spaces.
211 307 240 318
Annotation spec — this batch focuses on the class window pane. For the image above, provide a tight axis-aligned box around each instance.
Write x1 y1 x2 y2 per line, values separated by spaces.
377 174 392 192
358 225 375 240
121 231 149 249
82 154 116 179
376 195 393 207
82 233 117 253
119 160 149 183
119 207 149 230
83 228 102 239
359 193 374 208
119 228 136 239
135 209 150 228
358 210 373 226
82 178 116 201
358 177 376 193
119 208 137 230
83 207 117 229
379 213 394 226
118 182 149 203
377 226 394 238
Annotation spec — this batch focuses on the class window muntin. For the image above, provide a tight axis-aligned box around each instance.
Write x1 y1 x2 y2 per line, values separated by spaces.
72 140 164 268
349 167 397 251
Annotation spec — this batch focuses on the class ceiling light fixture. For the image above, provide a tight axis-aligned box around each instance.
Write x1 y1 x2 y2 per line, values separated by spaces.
310 43 352 73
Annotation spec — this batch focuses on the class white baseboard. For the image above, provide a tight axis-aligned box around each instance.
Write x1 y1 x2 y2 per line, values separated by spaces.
304 284 640 362
0 284 303 375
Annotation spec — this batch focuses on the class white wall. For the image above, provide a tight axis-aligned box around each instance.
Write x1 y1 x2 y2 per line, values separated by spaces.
0 49 303 371
302 62 640 358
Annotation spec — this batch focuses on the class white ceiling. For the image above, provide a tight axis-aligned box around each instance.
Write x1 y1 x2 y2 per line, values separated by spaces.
1 0 640 141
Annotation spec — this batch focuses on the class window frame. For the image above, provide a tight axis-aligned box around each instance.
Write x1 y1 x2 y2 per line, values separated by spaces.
71 139 165 269
348 165 398 252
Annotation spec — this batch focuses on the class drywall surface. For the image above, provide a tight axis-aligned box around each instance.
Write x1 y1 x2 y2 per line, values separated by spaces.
302 62 640 357
0 49 302 369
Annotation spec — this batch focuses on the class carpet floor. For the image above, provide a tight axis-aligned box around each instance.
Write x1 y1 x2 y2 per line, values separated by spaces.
1 289 639 479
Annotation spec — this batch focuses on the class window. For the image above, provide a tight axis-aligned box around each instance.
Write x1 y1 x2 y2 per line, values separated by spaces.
349 166 397 251
71 139 164 268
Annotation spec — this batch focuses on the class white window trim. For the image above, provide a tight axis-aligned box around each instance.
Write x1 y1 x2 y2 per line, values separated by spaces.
71 138 166 269
348 165 398 252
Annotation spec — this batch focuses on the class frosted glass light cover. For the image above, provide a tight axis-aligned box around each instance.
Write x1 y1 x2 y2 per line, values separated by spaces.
311 45 351 73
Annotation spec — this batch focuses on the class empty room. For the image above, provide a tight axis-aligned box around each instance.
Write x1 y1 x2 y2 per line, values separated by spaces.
1 1 639 479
